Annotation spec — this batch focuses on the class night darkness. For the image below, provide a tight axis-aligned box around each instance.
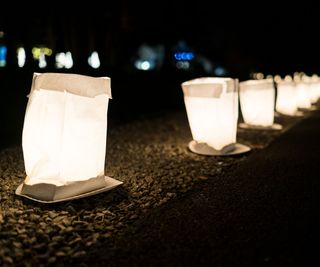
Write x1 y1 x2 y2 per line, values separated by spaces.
1 1 320 147
2 2 320 74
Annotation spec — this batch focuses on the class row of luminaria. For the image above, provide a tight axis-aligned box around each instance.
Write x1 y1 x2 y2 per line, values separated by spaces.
15 72 319 203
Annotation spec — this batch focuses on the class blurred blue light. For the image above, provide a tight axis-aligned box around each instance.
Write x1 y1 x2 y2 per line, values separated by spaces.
214 66 227 76
0 45 7 67
174 52 194 61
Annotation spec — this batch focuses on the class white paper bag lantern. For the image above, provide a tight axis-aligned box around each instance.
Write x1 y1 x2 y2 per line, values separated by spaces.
296 82 312 109
181 77 250 156
310 74 320 104
294 75 312 109
16 73 122 203
239 79 281 129
275 80 299 116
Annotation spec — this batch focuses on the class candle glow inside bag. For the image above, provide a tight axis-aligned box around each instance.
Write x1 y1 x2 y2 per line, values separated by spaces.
181 77 250 156
16 72 122 203
239 79 275 127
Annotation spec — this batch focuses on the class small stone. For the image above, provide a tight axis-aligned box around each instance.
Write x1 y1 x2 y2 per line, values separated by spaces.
66 205 77 215
18 218 25 224
48 211 58 219
57 224 66 231
13 241 22 248
71 251 87 258
85 241 93 247
52 236 63 242
129 214 138 220
29 214 40 221
3 256 13 264
56 251 67 257
48 257 56 264
197 175 208 181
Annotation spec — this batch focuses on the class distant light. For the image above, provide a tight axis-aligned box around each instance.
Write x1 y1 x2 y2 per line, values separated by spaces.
65 52 73 69
140 61 150 70
214 66 227 76
88 51 100 69
55 51 73 69
55 53 65 69
38 53 47 68
174 52 194 61
0 45 7 67
133 43 165 71
32 47 52 60
134 59 154 71
176 61 190 70
17 47 26 68
197 56 214 74
31 46 52 69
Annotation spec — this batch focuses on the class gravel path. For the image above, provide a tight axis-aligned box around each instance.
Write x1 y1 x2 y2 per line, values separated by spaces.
0 108 309 266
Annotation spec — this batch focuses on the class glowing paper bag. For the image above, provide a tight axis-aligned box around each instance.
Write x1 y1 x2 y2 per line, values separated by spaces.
239 79 275 127
181 77 250 156
275 80 298 116
16 72 122 203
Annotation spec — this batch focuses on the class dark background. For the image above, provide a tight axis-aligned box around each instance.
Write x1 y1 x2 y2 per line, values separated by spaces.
1 1 319 148
2 2 320 75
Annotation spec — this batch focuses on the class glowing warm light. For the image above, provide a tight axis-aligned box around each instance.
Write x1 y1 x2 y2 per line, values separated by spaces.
295 77 311 109
310 74 320 103
17 47 26 67
274 75 282 83
181 77 239 151
284 75 292 82
256 73 264 80
293 72 300 79
276 80 298 116
88 51 100 69
239 79 275 127
16 73 122 202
